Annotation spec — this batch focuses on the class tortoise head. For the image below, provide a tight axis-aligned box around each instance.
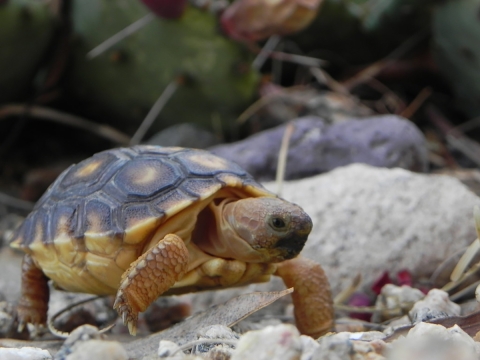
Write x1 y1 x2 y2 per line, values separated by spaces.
217 197 313 263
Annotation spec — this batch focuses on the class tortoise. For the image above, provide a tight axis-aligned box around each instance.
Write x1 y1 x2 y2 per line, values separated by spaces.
10 146 333 337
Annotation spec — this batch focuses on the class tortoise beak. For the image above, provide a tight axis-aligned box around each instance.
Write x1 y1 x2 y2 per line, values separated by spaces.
274 211 312 260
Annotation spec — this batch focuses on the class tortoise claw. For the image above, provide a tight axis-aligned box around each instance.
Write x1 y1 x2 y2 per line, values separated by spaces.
113 290 139 336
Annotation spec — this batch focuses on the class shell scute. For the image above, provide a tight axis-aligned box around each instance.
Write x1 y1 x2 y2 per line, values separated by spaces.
84 199 115 235
114 157 183 198
59 152 120 196
121 203 162 231
49 203 77 241
176 150 246 177
152 188 199 218
180 178 223 200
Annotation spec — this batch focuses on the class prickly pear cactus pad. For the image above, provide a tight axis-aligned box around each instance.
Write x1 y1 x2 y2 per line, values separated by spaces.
0 0 55 103
433 0 480 117
67 0 259 134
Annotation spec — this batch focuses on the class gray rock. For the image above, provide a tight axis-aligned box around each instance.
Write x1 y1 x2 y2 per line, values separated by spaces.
146 123 220 149
209 115 427 181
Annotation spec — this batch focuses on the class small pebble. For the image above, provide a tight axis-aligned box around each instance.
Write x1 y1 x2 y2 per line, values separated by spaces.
192 325 238 357
65 339 128 360
313 332 388 360
373 284 425 322
409 289 461 323
158 340 184 360
231 324 302 360
0 347 52 360
55 325 104 360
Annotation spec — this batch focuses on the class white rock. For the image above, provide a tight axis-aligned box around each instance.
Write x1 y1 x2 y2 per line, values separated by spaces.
65 340 128 360
56 325 104 360
313 332 388 360
373 284 425 322
389 323 478 360
158 340 184 359
0 347 52 360
409 288 461 323
231 324 302 360
266 164 480 294
300 335 320 360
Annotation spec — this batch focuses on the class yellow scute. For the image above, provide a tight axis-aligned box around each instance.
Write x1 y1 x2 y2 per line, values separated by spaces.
53 234 78 266
85 233 121 254
76 161 101 177
85 252 125 292
189 153 229 170
124 217 157 244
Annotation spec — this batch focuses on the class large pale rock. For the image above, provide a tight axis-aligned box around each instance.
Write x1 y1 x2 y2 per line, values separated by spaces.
268 164 480 294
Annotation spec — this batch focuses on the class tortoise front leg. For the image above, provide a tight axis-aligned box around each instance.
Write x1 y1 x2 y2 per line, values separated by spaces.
275 256 334 338
17 254 50 332
114 234 189 335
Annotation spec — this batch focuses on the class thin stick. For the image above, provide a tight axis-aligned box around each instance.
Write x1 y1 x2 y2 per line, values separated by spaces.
129 78 181 145
252 35 281 70
450 279 480 302
400 87 432 119
426 105 480 168
276 123 295 196
309 67 350 95
0 105 130 145
0 192 34 211
86 13 156 59
47 296 115 339
333 273 362 305
266 51 324 67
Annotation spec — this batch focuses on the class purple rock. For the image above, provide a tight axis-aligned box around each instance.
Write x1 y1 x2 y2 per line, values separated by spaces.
209 115 427 181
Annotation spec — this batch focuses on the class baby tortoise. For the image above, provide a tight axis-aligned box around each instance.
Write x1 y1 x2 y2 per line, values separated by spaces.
10 146 333 337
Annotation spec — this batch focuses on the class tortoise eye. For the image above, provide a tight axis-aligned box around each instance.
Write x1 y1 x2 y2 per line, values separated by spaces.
271 217 286 229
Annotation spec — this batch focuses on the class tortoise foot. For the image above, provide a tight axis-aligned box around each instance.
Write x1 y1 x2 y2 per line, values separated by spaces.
275 256 334 338
114 234 189 335
17 255 49 333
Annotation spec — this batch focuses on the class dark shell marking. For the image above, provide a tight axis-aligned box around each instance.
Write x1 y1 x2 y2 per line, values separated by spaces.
11 146 265 249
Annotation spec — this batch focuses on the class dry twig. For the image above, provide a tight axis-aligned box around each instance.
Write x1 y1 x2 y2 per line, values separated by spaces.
0 105 130 145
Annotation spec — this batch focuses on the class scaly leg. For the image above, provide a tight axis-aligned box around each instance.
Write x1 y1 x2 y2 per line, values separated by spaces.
17 254 50 332
275 256 334 338
114 234 189 335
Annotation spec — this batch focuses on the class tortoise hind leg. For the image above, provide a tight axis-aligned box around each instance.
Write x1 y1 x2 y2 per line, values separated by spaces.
17 254 50 332
114 234 189 335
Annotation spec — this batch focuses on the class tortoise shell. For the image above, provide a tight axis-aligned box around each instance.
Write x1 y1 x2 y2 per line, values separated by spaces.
10 146 275 294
